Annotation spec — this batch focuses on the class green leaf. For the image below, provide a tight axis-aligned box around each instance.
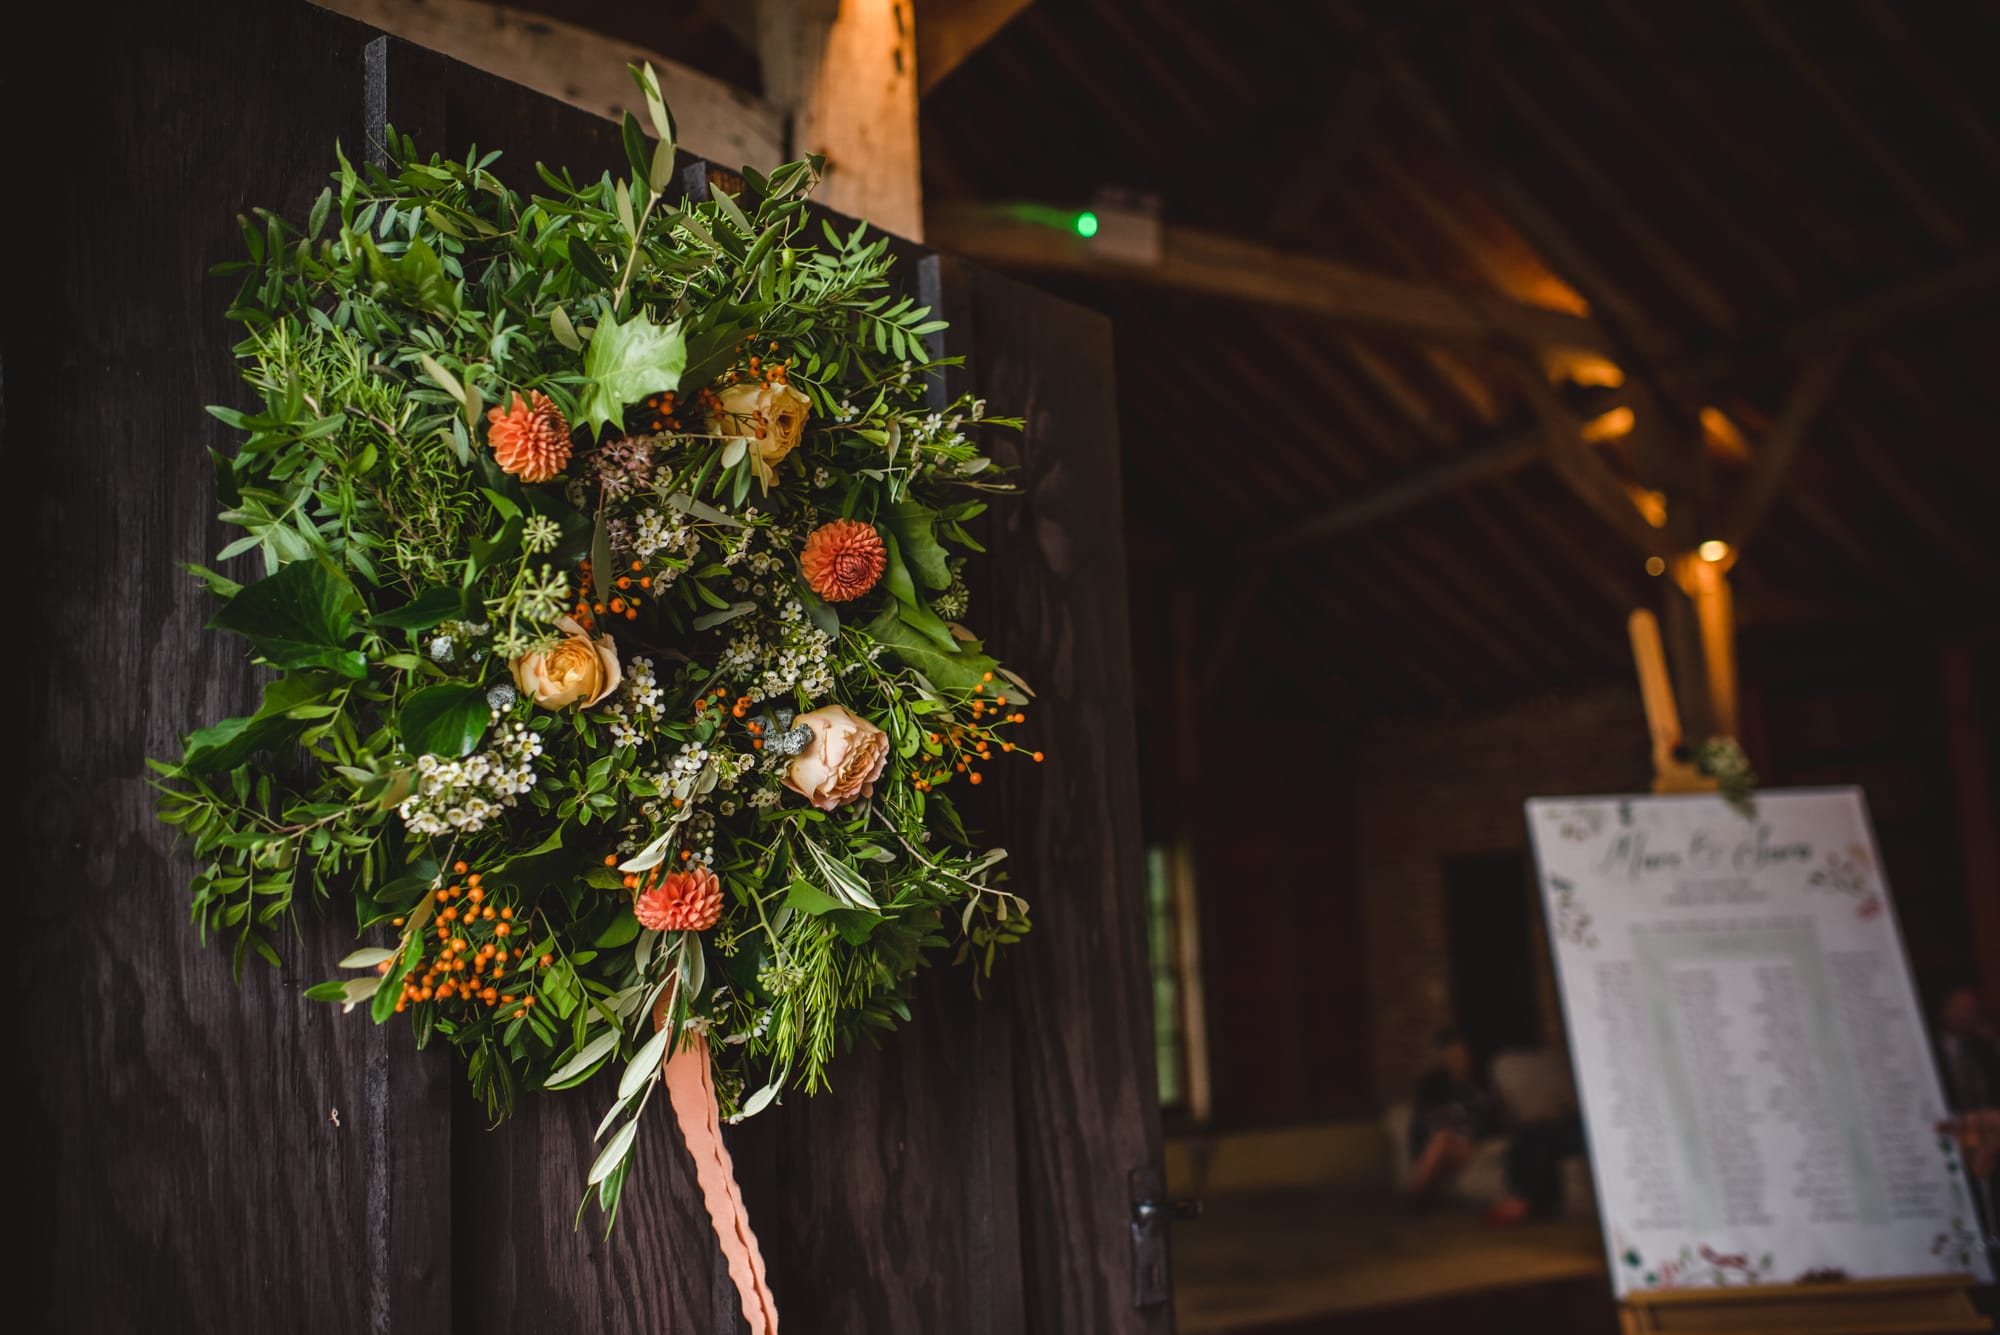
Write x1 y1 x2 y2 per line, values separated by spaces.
784 878 844 916
881 531 920 608
827 909 886 946
798 587 840 638
866 606 1000 694
692 601 757 631
371 586 465 630
588 1118 639 1185
210 446 242 508
207 558 364 676
567 234 618 291
547 1028 621 1090
549 304 582 352
884 502 950 589
339 947 396 969
181 671 338 773
415 352 465 406
594 908 641 949
579 307 686 437
399 683 493 758
620 1025 673 1100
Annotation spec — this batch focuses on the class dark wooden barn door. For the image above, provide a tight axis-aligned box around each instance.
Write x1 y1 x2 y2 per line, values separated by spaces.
16 4 1168 1333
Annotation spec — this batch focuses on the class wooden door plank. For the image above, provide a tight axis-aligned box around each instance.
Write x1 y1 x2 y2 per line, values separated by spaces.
17 2 453 1331
933 257 1172 1333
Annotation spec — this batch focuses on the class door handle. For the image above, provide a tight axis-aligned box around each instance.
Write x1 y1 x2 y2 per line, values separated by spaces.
1129 1165 1203 1308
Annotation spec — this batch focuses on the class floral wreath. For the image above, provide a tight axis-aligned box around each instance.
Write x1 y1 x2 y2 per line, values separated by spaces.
153 68 1036 1311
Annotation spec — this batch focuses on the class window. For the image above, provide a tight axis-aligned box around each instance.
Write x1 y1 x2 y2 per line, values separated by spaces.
1146 840 1211 1121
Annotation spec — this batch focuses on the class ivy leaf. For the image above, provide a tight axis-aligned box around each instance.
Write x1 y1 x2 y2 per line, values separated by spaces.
371 586 466 630
207 558 364 677
398 683 492 758
884 502 950 590
579 307 686 437
180 672 337 773
866 606 1000 694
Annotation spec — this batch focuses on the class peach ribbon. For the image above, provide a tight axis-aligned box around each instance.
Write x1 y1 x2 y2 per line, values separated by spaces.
662 1032 779 1334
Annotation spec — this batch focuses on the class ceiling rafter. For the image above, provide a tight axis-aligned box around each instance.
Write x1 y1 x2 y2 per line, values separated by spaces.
1736 0 1969 255
926 202 1611 354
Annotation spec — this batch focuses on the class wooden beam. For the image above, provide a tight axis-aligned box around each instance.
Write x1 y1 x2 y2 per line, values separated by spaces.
314 0 786 172
757 0 923 239
926 202 1611 354
1668 248 2000 392
1252 424 1545 557
1833 413 2000 587
1516 1 1803 305
1721 350 1848 546
1738 0 1968 254
1858 0 2000 178
1487 61 1739 334
916 0 1033 95
1385 60 1667 361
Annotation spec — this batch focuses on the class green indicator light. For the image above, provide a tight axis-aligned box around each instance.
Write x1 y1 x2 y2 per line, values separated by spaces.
1075 211 1099 238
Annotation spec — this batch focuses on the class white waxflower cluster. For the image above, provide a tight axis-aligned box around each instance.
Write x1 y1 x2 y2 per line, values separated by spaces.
630 505 702 578
397 719 543 836
608 656 666 748
722 609 840 704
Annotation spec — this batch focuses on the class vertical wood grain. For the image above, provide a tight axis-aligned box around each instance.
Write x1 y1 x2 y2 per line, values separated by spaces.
932 257 1173 1333
16 2 453 1331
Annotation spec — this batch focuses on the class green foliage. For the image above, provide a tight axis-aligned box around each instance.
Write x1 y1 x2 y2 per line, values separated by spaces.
154 87 1036 1228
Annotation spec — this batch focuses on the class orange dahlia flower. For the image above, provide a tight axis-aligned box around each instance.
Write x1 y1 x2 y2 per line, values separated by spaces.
635 866 724 933
487 390 571 483
799 519 887 602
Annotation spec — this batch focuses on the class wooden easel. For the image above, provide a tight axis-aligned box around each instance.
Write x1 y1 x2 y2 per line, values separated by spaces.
1620 1272 1990 1334
1627 607 1717 794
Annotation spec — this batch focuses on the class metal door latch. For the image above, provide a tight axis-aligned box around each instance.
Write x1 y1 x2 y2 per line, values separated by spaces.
1129 1165 1203 1308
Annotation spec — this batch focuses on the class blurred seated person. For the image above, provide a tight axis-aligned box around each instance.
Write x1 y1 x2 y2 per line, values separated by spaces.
1937 984 2000 1116
1405 1029 1497 1201
1405 1028 1584 1223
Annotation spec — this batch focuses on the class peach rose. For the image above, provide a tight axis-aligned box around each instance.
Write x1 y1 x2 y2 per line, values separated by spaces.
782 704 890 811
712 379 811 486
510 615 621 709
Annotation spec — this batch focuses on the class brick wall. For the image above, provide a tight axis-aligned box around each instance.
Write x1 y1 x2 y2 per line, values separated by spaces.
1352 683 1652 1104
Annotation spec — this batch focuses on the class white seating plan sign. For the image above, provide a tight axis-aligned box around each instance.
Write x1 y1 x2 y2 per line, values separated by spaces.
1525 787 1992 1296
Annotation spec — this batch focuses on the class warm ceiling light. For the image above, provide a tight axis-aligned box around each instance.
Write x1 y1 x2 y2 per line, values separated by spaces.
1545 351 1625 388
1698 539 1731 563
1626 486 1669 529
1580 405 1636 442
1699 406 1750 462
1645 556 1666 576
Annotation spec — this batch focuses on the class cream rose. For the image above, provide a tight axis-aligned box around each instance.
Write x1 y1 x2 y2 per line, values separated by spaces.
510 615 621 709
782 704 891 811
713 379 811 485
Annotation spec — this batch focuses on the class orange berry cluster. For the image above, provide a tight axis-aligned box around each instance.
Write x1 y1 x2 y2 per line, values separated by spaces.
572 558 654 630
382 862 553 1020
722 341 791 387
635 389 682 433
911 673 1045 791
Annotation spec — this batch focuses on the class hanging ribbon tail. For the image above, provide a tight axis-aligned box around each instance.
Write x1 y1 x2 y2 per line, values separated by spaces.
664 1033 779 1334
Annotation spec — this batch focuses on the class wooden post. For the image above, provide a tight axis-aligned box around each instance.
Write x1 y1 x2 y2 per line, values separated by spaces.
1628 610 1711 793
1675 553 1740 740
756 0 924 239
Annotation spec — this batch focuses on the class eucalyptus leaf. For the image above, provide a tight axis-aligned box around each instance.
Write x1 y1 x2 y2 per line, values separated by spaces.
588 1118 639 1185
